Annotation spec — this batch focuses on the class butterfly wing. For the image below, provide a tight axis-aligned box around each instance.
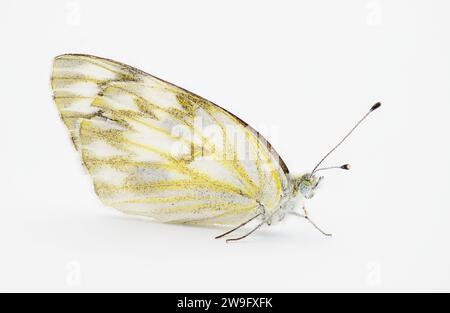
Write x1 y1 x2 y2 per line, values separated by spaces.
51 54 289 225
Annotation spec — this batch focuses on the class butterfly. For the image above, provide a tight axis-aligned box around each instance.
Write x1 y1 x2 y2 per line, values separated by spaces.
51 54 381 242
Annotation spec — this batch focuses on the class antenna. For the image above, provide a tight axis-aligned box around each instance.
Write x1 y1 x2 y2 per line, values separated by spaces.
313 164 351 174
311 102 381 175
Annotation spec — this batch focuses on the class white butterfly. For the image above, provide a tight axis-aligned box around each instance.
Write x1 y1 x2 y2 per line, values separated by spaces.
51 54 380 242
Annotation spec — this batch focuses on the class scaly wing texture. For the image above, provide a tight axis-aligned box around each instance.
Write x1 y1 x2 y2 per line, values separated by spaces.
51 54 288 225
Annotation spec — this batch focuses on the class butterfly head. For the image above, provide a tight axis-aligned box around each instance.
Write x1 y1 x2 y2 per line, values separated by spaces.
292 164 351 200
296 174 323 199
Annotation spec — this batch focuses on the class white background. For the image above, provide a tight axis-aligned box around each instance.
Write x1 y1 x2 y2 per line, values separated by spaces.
1 0 449 292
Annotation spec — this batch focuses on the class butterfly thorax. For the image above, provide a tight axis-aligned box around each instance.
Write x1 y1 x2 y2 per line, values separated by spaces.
260 174 308 225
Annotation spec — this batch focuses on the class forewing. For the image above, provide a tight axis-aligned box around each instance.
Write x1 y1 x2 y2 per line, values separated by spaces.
51 54 288 225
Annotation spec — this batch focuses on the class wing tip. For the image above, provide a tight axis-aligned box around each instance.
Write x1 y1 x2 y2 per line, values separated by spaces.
53 53 111 68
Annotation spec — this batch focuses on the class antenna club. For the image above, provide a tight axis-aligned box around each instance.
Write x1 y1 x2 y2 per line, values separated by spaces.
341 164 351 170
371 102 382 111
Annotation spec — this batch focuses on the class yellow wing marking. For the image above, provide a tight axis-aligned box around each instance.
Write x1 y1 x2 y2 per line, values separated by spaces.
51 76 106 85
82 155 180 173
118 195 243 204
98 84 258 196
93 180 245 199
216 106 282 207
119 202 258 223
80 120 250 197
127 140 247 196
200 102 260 195
91 96 200 151
104 85 206 142
152 202 255 215
253 134 265 190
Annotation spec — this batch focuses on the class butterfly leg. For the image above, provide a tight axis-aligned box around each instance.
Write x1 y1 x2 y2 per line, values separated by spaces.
215 213 263 239
225 218 267 243
225 206 280 242
291 207 332 237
